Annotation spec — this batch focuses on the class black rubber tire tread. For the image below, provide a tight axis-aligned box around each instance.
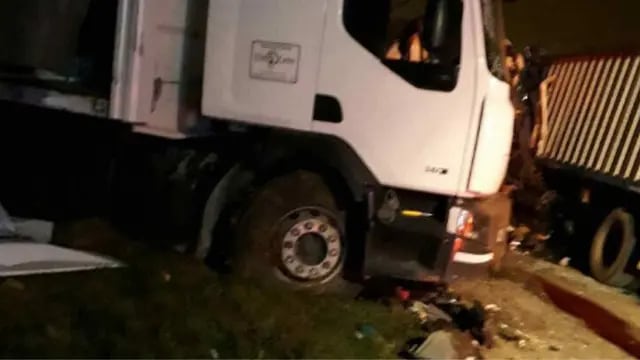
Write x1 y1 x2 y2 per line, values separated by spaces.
234 170 358 294
590 208 636 287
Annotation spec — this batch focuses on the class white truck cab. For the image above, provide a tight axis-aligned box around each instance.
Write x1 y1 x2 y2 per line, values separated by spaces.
0 0 513 288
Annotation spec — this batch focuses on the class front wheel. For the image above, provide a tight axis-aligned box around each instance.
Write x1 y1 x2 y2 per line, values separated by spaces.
233 171 353 292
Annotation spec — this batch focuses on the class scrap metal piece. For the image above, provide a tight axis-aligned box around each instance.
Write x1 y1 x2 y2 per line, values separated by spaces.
0 201 122 276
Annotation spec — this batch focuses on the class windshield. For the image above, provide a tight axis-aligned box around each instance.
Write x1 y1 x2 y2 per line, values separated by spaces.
480 0 506 81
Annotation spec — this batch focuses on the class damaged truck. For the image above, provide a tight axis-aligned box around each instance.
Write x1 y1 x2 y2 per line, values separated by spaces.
537 53 640 288
0 0 513 289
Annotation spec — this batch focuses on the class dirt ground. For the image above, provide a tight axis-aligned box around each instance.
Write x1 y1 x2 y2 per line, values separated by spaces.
1 219 638 358
453 253 638 359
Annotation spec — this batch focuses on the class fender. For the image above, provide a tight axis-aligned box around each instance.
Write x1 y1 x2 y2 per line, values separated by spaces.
195 130 378 260
252 132 379 204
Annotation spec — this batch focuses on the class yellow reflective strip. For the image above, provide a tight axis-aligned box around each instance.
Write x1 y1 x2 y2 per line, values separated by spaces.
401 210 431 218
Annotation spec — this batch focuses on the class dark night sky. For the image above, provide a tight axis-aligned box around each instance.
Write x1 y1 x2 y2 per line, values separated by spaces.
504 0 640 56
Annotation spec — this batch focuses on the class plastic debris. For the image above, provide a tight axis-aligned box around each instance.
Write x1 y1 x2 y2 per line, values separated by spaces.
426 303 454 323
435 300 487 344
409 301 453 324
410 331 456 360
559 257 571 267
498 323 527 342
355 323 377 340
517 339 527 348
484 304 501 312
409 301 429 322
395 286 410 302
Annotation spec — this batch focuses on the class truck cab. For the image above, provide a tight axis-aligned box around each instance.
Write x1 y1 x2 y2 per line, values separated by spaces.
0 0 513 289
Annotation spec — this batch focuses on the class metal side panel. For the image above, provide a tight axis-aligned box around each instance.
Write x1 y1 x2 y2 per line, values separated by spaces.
111 0 210 137
538 54 640 186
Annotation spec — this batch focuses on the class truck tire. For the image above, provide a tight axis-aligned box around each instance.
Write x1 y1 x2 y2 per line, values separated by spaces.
589 208 635 287
233 170 355 293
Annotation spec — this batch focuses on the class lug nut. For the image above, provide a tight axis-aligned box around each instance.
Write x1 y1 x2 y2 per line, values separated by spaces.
291 228 300 236
319 224 328 232
296 266 304 273
304 222 313 230
322 261 331 269
285 256 294 264
329 249 339 257
284 241 294 249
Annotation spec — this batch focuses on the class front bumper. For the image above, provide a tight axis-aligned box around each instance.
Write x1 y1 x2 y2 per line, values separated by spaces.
446 193 512 280
362 188 511 283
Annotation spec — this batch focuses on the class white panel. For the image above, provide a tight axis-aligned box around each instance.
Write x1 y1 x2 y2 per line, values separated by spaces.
467 78 514 194
203 0 326 131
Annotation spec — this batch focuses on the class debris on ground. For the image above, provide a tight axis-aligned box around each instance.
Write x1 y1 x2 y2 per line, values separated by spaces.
363 282 493 359
354 323 377 340
484 304 501 312
408 330 456 360
559 257 571 267
408 301 453 324
497 323 527 342
0 204 122 277
396 286 411 302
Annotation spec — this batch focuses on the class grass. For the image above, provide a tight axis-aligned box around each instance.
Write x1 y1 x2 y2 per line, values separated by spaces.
0 220 420 358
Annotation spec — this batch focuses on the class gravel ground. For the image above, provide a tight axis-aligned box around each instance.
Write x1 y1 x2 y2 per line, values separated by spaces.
453 253 638 359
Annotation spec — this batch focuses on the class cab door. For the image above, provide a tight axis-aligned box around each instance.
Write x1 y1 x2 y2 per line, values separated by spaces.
202 0 327 131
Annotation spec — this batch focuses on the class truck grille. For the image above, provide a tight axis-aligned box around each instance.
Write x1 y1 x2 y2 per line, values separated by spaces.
537 54 640 182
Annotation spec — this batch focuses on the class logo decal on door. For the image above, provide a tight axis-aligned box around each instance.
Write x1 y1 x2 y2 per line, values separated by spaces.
425 166 449 175
250 40 300 84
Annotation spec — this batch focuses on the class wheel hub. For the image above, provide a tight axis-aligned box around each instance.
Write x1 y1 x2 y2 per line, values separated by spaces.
280 209 342 282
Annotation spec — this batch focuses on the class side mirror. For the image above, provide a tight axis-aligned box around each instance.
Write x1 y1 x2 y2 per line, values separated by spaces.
422 0 463 64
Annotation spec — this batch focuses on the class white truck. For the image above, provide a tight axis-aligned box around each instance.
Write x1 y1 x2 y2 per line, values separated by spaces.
0 0 513 290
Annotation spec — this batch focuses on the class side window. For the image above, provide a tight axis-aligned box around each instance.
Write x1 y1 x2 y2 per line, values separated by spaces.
343 0 463 92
